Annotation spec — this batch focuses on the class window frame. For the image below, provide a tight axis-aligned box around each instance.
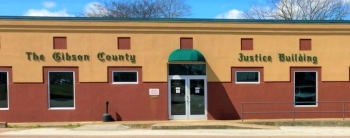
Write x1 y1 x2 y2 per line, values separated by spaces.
112 71 138 84
168 64 207 75
294 71 318 107
235 71 260 84
48 71 75 110
0 71 9 110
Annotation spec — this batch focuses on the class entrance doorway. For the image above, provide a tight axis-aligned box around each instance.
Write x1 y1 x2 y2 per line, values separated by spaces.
168 75 207 119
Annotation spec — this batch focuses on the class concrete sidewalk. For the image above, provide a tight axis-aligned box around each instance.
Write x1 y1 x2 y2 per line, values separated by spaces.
3 118 350 130
151 120 279 129
4 120 278 130
1 119 350 137
1 126 350 137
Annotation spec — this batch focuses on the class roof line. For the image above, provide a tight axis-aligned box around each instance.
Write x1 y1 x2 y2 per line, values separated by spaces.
1 16 350 24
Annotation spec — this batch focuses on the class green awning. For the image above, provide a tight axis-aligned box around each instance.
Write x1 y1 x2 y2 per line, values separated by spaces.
168 49 205 62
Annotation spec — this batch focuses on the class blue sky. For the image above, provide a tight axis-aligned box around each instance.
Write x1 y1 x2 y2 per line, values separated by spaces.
0 0 257 18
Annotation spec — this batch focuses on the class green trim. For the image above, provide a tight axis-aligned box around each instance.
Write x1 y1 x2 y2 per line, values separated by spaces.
168 49 205 62
2 16 350 24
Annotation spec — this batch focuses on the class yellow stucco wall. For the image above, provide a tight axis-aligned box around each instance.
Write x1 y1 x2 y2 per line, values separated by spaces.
0 19 350 82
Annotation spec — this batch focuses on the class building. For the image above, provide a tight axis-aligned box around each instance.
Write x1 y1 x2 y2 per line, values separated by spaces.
0 16 350 122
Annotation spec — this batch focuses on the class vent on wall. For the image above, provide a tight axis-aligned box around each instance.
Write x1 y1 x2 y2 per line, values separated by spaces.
180 37 193 49
241 38 253 50
300 39 311 51
53 37 67 49
118 37 131 49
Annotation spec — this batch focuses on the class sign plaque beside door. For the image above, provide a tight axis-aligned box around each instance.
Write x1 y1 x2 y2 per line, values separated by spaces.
149 88 159 98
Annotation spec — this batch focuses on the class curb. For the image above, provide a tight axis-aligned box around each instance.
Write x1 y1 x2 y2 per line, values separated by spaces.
243 120 350 127
151 124 279 130
152 125 227 130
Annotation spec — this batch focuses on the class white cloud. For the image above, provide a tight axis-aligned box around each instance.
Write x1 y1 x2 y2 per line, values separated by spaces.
343 0 350 3
24 9 74 17
84 2 108 17
85 2 100 11
216 9 243 19
43 1 56 9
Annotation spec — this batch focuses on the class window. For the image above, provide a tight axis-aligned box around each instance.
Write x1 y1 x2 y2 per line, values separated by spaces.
48 71 74 109
180 37 193 49
0 72 8 109
300 39 311 51
118 37 131 49
241 38 253 50
235 71 259 84
53 37 67 49
294 72 317 106
112 71 138 84
169 64 206 75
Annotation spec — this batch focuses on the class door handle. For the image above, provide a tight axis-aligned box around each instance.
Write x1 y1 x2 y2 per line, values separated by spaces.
184 95 190 102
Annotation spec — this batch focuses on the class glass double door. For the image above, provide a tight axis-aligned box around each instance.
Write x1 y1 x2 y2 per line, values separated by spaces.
168 75 207 120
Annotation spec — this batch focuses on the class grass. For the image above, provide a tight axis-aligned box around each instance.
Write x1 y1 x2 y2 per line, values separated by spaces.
122 124 154 129
7 124 41 128
7 125 20 128
33 124 41 128
63 123 81 128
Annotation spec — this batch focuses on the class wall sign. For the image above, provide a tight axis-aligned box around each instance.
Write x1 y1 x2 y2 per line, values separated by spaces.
195 87 200 93
175 87 181 93
238 53 318 64
238 53 272 62
149 88 160 96
25 52 136 63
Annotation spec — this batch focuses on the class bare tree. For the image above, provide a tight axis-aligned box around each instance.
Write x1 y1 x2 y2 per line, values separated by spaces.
84 0 191 18
243 0 350 20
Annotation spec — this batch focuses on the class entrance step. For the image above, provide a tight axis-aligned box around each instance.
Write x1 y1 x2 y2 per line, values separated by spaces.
151 121 279 130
